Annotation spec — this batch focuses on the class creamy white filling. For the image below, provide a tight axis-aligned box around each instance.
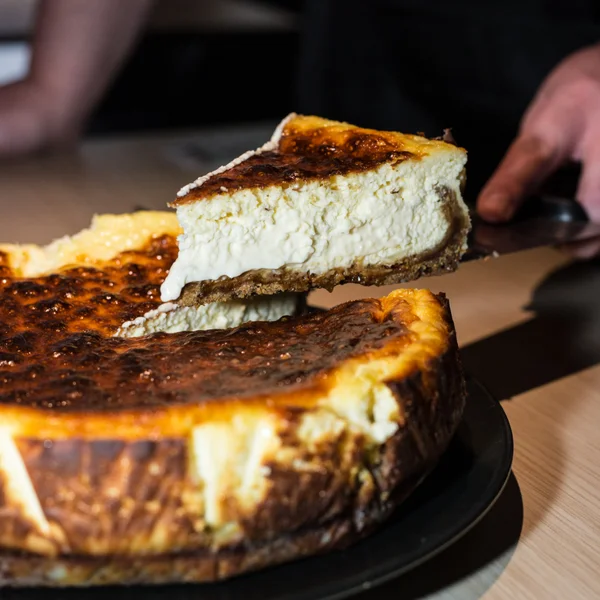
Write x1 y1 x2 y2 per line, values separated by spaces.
161 150 467 302
0 427 51 537
116 293 299 338
187 376 402 528
190 414 280 527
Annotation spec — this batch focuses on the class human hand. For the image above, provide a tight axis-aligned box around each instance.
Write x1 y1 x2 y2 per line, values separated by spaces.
477 43 600 233
0 78 80 158
0 0 153 159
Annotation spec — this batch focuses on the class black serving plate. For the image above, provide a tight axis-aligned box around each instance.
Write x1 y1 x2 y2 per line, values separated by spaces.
8 376 513 600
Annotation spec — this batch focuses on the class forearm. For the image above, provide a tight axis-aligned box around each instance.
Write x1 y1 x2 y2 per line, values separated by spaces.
29 0 154 131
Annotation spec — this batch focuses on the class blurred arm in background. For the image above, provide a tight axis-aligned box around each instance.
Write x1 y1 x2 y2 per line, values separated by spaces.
478 42 600 249
0 0 153 157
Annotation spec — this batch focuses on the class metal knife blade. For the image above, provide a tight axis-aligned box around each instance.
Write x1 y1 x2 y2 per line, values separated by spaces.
463 194 600 262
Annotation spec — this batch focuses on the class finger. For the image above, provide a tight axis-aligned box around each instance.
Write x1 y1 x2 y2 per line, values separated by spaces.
0 113 42 158
477 135 563 223
557 236 600 260
576 143 600 223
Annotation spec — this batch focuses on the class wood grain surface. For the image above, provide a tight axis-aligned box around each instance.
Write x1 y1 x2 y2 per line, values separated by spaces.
1 127 599 598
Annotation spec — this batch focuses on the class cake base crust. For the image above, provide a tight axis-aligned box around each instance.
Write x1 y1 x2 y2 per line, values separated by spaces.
0 503 403 587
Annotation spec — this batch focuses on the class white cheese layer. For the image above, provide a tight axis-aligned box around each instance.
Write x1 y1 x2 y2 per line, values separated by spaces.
188 359 403 529
116 293 299 338
161 150 468 302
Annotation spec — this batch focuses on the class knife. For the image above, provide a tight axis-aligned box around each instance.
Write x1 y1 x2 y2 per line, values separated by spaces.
463 194 600 262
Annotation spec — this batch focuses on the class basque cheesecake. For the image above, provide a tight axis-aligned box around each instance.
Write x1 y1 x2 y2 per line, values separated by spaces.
161 114 470 305
0 211 301 338
0 115 470 586
0 287 465 586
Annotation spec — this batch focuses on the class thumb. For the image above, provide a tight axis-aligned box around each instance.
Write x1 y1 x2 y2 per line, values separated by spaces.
477 134 563 223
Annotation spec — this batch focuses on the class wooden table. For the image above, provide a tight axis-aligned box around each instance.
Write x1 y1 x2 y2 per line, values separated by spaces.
2 126 600 599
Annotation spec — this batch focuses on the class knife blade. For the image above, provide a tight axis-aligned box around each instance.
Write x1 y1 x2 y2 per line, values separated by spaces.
463 194 600 262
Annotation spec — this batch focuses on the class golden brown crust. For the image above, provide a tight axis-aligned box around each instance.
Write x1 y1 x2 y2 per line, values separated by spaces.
0 319 465 586
0 212 186 338
0 289 452 437
0 234 177 338
0 514 369 586
172 115 464 206
0 508 397 586
0 292 411 415
177 186 469 307
0 212 182 278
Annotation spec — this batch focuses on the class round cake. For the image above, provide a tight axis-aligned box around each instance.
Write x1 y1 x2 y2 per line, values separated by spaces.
0 213 466 586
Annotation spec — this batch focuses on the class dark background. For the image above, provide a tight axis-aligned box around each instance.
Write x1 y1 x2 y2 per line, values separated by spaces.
88 0 304 135
79 0 595 197
0 0 596 196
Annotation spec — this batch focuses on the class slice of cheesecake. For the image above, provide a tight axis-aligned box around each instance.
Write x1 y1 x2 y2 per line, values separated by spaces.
0 211 301 338
161 114 470 304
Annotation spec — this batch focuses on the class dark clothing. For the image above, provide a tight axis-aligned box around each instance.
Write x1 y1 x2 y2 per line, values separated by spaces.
297 0 600 195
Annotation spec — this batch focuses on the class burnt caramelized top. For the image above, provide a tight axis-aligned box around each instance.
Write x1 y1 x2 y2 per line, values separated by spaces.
0 234 176 339
0 268 413 411
172 116 430 205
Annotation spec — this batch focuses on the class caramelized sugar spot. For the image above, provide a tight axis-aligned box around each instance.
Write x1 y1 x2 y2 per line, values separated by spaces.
175 125 417 204
0 233 412 412
0 235 177 339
